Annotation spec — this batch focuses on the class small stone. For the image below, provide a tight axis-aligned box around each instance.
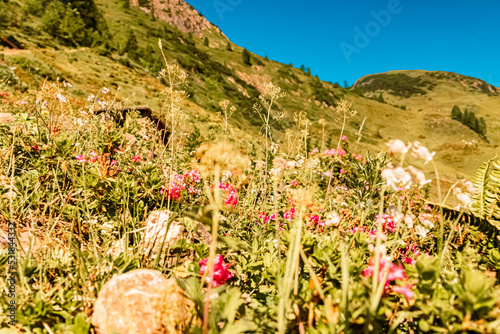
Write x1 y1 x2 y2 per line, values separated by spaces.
92 269 193 334
142 210 211 266
107 237 125 258
0 113 14 125
0 175 17 200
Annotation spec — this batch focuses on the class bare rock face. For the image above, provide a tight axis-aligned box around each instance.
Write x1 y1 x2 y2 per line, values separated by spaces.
130 0 224 37
92 269 193 334
142 210 211 266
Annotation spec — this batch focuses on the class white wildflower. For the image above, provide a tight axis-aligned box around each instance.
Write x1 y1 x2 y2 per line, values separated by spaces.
386 139 410 155
462 180 475 195
456 192 472 209
404 215 414 229
415 225 428 239
382 167 412 190
407 166 431 188
56 93 66 103
411 142 435 164
325 212 341 227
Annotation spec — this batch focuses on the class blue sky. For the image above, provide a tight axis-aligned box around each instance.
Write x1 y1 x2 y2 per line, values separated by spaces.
185 0 500 86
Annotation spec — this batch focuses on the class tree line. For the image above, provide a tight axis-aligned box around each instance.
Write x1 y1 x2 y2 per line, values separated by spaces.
451 105 488 141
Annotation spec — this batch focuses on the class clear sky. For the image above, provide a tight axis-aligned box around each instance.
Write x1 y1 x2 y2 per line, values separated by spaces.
185 0 500 86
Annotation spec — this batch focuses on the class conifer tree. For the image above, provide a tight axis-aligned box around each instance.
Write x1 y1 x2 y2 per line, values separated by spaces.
478 117 487 137
451 105 463 121
124 29 139 60
242 49 251 65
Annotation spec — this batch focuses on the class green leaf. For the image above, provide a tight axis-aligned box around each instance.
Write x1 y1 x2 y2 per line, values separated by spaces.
219 236 251 252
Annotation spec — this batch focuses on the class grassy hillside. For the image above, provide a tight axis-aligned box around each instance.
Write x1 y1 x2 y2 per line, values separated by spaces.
1 0 500 197
353 70 500 180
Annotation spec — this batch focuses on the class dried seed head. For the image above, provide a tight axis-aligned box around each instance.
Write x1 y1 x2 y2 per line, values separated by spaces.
193 143 250 179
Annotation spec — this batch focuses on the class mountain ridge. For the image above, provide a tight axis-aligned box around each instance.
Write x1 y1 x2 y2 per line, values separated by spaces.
353 70 499 98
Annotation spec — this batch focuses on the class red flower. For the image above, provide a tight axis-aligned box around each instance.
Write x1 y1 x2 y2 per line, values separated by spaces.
283 207 296 221
132 156 141 163
376 214 396 233
219 183 238 207
199 255 233 287
309 214 320 225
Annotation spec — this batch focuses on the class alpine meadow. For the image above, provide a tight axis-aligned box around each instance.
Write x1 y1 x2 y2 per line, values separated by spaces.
1 0 500 333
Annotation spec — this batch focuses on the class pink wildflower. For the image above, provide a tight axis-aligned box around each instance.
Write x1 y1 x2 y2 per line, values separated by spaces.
132 156 141 163
162 173 187 200
363 255 407 288
76 155 86 163
283 207 296 221
323 147 347 157
376 214 396 233
309 215 320 226
341 135 347 141
392 284 414 300
290 180 299 187
219 183 238 207
185 169 201 183
188 186 201 195
387 263 406 281
88 151 99 163
199 255 233 287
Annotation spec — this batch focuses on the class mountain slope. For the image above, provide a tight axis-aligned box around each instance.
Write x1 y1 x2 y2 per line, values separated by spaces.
352 70 500 179
1 0 500 196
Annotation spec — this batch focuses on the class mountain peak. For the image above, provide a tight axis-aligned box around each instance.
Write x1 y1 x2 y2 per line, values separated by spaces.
130 0 224 37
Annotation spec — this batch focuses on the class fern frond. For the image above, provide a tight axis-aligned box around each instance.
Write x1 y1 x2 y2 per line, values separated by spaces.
485 160 500 219
471 159 493 217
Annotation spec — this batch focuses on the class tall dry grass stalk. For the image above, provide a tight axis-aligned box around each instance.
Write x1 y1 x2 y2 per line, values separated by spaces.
324 99 357 206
